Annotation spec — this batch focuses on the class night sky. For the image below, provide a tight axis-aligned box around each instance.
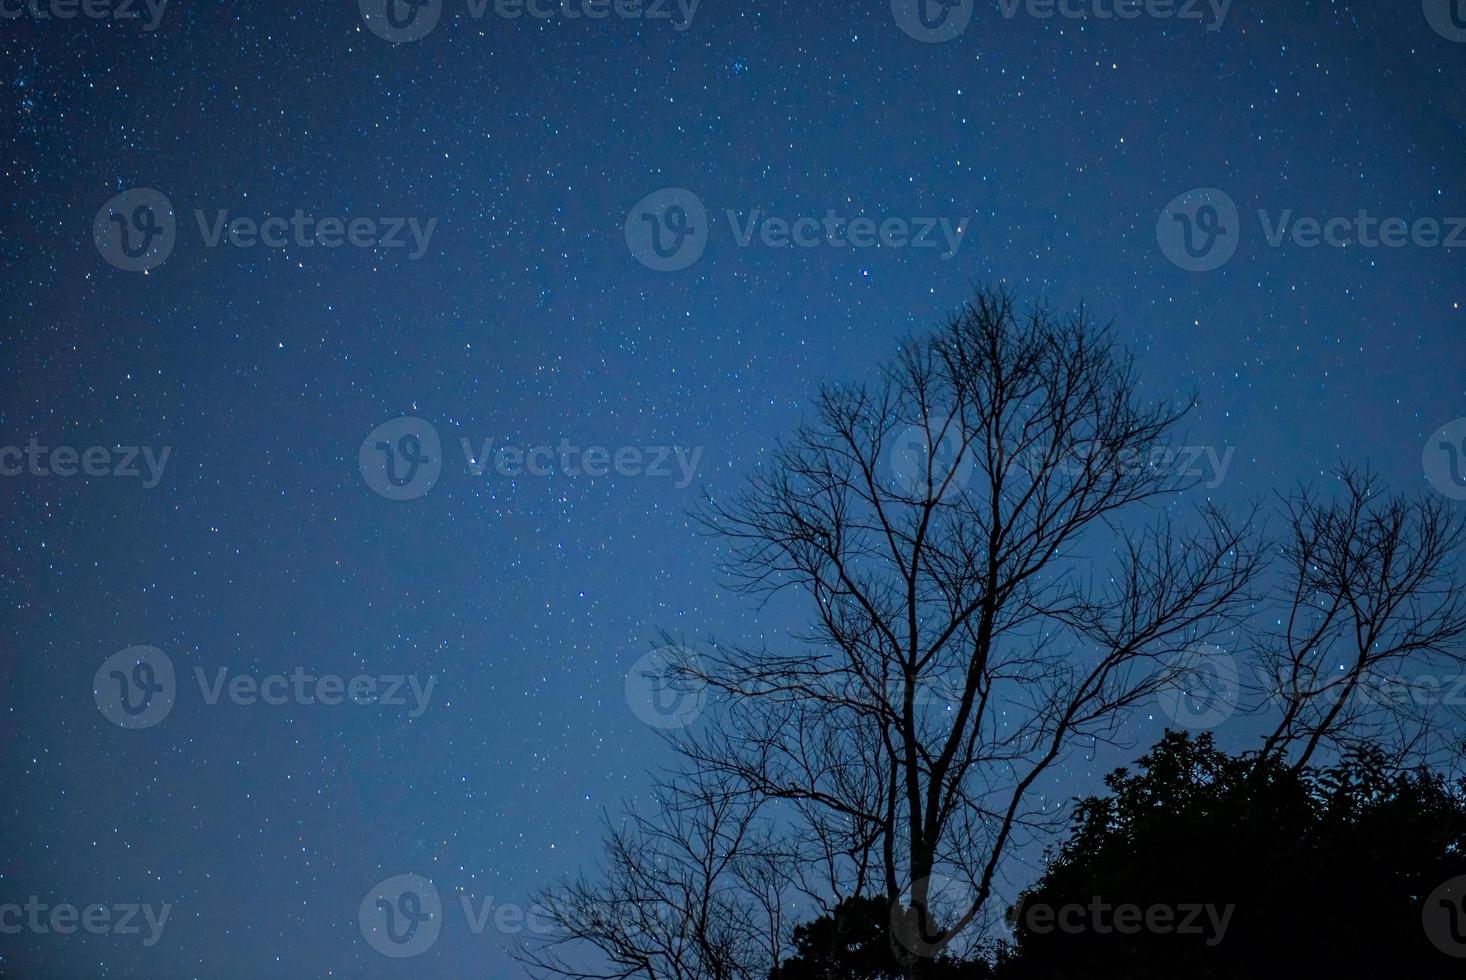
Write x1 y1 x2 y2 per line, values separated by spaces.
3 0 1466 976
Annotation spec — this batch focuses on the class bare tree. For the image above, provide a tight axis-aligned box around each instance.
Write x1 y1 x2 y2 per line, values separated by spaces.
530 290 1466 980
518 770 793 980
669 289 1259 975
1255 466 1466 771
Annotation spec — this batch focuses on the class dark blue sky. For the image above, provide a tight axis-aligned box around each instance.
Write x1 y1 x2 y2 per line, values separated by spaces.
3 0 1465 976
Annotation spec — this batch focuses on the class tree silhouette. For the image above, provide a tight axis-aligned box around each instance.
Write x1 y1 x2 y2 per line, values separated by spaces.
768 895 994 980
1003 731 1466 979
1255 467 1466 771
521 289 1466 980
676 288 1257 976
520 770 796 979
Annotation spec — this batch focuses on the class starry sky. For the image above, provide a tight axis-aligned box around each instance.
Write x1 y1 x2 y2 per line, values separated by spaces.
2 0 1465 977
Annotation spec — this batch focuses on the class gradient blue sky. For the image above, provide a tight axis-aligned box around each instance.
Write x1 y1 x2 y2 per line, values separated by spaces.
2 0 1465 976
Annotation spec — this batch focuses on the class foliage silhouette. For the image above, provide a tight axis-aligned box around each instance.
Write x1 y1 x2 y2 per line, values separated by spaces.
522 289 1466 980
1002 731 1466 979
771 733 1466 978
768 895 994 980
